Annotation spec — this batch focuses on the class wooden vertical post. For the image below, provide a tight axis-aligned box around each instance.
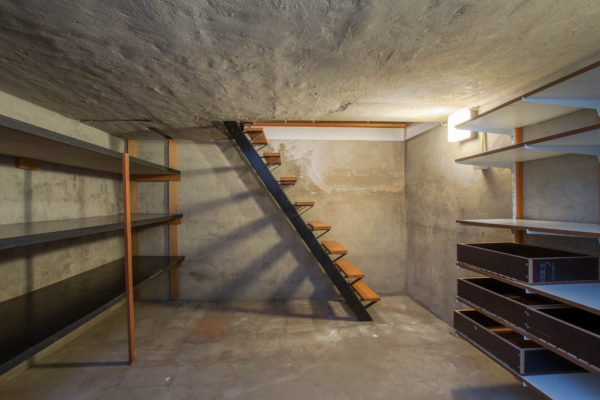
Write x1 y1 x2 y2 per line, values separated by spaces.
127 140 140 256
168 140 180 300
122 153 136 365
514 127 524 243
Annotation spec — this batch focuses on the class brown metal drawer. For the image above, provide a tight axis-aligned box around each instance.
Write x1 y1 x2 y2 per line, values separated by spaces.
457 242 599 284
526 307 600 374
454 309 581 375
457 277 556 330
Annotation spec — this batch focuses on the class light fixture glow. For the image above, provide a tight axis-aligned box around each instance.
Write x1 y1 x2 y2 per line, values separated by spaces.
447 108 475 142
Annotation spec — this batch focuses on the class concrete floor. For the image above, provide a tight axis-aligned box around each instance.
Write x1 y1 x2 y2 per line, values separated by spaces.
0 296 540 400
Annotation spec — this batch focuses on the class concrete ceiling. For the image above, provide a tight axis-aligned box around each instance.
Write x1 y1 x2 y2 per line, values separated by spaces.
1 0 600 140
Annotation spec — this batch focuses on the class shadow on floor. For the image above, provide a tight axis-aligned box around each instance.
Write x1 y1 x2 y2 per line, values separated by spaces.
451 384 542 399
139 298 357 322
31 361 128 369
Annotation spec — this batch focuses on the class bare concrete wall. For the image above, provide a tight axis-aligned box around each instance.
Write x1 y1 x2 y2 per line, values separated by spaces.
134 139 337 302
268 139 406 295
0 92 125 302
405 126 513 323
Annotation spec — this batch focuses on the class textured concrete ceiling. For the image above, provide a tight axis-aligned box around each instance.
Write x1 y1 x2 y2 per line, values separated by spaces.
1 0 600 139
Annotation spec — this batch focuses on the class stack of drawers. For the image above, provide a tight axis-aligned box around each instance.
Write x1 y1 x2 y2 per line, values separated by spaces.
454 242 600 377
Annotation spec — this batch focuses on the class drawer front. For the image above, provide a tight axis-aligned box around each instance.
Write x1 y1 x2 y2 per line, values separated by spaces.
458 243 529 282
531 258 599 283
457 278 529 330
458 242 599 284
527 307 600 373
454 310 521 373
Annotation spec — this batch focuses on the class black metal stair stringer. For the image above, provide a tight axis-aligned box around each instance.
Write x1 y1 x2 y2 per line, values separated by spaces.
224 121 372 321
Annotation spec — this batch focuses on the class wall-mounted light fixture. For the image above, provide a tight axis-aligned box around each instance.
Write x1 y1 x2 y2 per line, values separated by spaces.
447 108 477 142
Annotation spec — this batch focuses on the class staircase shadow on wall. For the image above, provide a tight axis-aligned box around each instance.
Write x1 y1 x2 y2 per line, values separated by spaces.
182 142 352 321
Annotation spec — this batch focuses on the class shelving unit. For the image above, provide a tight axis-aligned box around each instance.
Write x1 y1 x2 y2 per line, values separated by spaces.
0 115 183 371
0 256 184 375
454 62 600 399
457 62 600 135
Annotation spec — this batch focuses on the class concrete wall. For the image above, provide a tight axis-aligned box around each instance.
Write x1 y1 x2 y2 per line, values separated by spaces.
405 109 600 324
405 126 514 323
0 92 125 302
135 139 337 302
521 109 600 256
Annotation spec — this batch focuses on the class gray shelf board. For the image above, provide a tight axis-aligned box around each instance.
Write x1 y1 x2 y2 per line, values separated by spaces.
524 372 600 400
0 115 179 176
0 213 183 250
456 124 600 167
457 218 600 238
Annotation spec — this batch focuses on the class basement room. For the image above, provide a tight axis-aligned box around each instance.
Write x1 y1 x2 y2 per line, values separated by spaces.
1 1 599 399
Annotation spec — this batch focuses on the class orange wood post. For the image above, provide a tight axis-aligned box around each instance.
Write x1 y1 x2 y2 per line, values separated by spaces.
127 140 140 256
514 127 524 243
122 153 136 365
168 140 180 300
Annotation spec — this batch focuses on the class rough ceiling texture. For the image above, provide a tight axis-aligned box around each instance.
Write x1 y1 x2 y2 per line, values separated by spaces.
1 0 600 139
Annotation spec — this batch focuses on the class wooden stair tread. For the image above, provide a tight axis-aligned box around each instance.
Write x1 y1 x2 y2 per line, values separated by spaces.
245 127 263 133
251 135 268 144
279 177 297 185
321 240 347 254
263 152 281 165
294 201 314 206
352 280 380 302
334 260 365 278
307 221 331 231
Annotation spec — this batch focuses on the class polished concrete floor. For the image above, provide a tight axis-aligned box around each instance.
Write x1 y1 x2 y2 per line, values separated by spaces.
0 296 540 399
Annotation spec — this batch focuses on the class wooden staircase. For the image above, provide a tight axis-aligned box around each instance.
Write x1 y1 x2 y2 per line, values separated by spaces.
224 121 381 319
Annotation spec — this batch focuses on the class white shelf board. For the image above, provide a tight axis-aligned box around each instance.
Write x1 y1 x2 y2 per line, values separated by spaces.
523 66 600 113
457 218 600 238
456 100 578 135
456 145 560 168
524 372 600 400
526 126 600 159
456 125 600 167
457 64 600 134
